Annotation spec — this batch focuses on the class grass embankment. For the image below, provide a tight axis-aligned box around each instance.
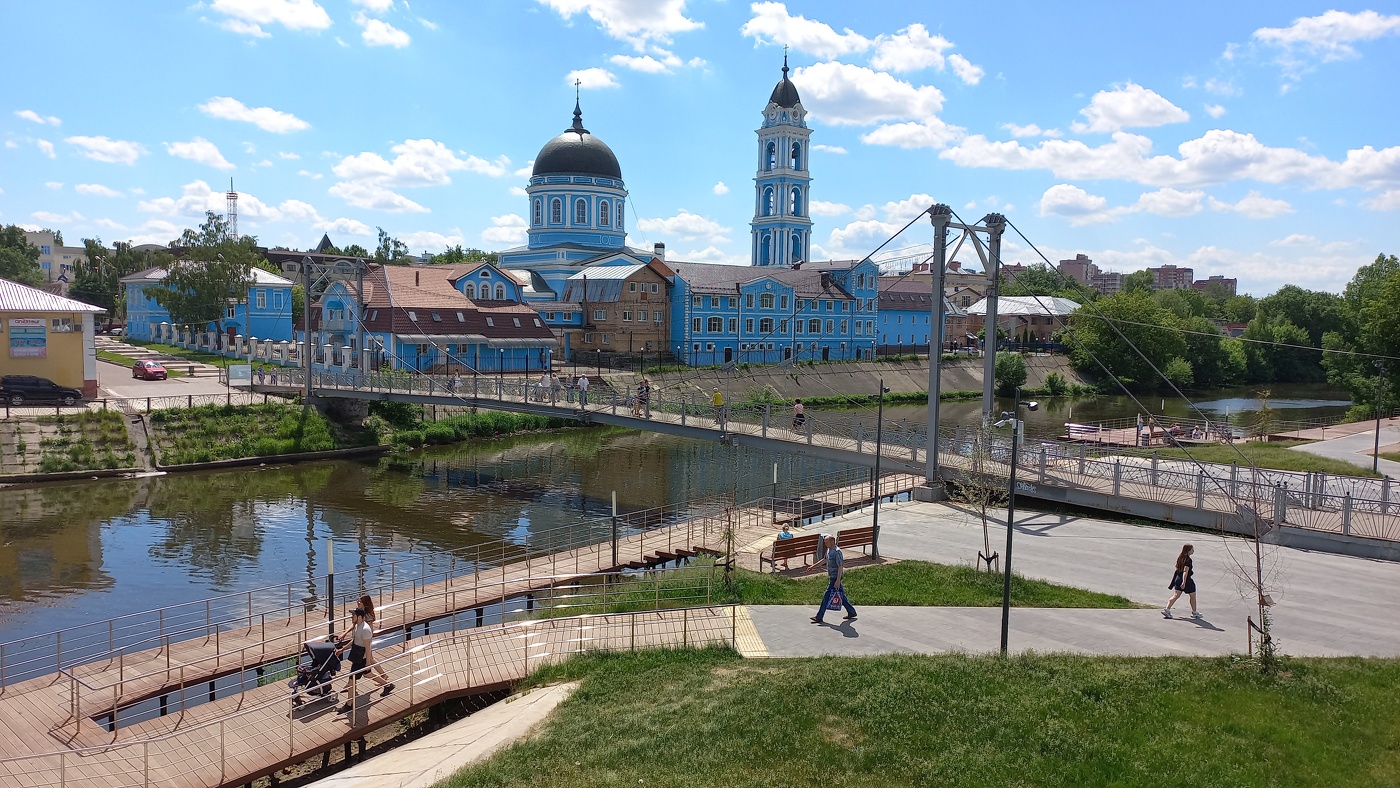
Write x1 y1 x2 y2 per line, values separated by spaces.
149 403 374 464
122 339 235 368
0 411 137 474
390 411 577 448
440 649 1400 788
536 560 1135 618
1381 451 1400 465
96 349 187 377
1152 439 1382 478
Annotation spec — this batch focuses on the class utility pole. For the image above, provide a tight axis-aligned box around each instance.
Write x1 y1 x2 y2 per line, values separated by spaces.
925 205 951 496
980 214 1006 424
302 255 312 406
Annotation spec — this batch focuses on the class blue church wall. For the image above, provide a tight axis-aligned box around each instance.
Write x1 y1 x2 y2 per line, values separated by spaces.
452 265 522 301
125 281 294 343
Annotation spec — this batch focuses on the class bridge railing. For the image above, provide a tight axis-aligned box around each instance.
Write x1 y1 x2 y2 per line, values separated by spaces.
6 605 739 788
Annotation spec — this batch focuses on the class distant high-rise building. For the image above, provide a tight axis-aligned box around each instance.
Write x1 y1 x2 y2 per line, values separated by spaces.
1090 271 1124 295
1192 275 1238 297
1147 264 1193 290
1058 254 1099 286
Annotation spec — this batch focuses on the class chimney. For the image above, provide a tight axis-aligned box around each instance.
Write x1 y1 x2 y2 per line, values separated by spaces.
653 242 666 260
948 260 961 272
820 272 831 288
414 270 420 287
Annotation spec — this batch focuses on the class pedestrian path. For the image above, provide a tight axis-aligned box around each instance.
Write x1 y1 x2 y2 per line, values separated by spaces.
1291 420 1400 478
743 500 1400 659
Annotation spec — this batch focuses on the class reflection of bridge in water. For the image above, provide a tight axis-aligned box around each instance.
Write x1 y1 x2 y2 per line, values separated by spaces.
256 370 1400 559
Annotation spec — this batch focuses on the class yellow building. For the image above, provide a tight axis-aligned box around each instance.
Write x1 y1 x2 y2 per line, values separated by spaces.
0 277 104 397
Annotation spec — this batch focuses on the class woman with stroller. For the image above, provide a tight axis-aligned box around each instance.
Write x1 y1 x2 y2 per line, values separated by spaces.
335 596 394 713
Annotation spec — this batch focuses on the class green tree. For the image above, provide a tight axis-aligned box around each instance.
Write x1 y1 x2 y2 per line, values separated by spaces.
1180 316 1242 388
342 243 371 258
0 225 45 286
1220 294 1257 323
1067 291 1187 391
374 228 411 265
994 352 1027 395
1153 288 1208 320
1242 317 1318 383
69 239 172 315
1321 254 1400 413
1164 357 1194 389
1122 270 1155 294
429 245 500 265
150 212 260 334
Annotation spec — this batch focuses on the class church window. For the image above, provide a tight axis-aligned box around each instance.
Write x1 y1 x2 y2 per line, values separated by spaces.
745 293 754 309
693 296 702 307
825 319 835 333
790 142 802 170
533 199 542 225
791 234 802 262
600 200 611 227
550 198 562 224
760 233 772 266
693 318 702 332
574 198 587 225
710 296 719 308
808 318 821 333
762 188 774 217
616 202 624 228
765 141 776 171
463 283 475 298
790 187 803 217
760 293 774 309
780 294 789 309
494 283 506 299
745 318 754 333
760 317 774 333
707 316 722 332
780 319 788 333
727 318 737 333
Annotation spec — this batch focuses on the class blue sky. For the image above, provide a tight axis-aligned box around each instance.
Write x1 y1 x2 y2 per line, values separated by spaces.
3 1 1398 295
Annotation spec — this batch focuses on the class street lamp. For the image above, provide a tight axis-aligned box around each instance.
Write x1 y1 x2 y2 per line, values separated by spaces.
1374 360 1390 474
992 389 1038 656
871 379 891 560
498 348 505 394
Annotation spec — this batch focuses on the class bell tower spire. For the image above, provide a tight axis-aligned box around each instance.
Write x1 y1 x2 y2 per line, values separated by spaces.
751 54 812 267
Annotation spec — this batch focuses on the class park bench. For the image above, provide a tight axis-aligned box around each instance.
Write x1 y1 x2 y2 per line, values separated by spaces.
759 532 821 573
836 526 876 557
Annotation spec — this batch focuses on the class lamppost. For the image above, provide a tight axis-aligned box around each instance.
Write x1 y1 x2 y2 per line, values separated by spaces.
498 348 504 394
596 348 601 377
1375 360 1390 474
993 389 1038 656
871 379 890 560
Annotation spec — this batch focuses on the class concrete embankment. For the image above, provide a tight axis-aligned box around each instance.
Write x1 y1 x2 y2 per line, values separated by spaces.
610 355 1090 401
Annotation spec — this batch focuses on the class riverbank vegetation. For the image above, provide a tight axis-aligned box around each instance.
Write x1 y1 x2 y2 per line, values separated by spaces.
0 410 136 474
442 649 1400 788
149 403 371 465
1151 439 1382 478
366 400 577 448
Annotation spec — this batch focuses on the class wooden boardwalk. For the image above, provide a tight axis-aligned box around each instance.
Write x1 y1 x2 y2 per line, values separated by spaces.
0 475 921 788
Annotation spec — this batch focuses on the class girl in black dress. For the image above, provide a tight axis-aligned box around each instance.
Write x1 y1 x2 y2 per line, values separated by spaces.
1163 543 1202 619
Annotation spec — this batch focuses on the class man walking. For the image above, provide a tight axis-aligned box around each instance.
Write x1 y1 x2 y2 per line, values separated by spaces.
577 374 589 409
809 534 857 623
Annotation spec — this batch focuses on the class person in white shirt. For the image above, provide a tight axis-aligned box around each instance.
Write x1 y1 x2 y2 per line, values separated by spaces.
577 374 590 409
335 605 393 713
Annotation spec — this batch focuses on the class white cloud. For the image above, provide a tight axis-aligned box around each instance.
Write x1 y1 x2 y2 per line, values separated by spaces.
332 139 509 189
328 181 429 213
1207 191 1293 218
350 0 393 11
313 217 374 236
123 219 183 246
791 61 944 126
1072 82 1190 133
860 118 963 150
1364 189 1400 211
1133 187 1206 217
481 213 527 246
1270 233 1317 247
539 0 701 51
567 67 619 88
869 23 951 72
418 17 438 30
355 12 411 47
1038 184 1113 225
15 110 60 126
808 200 850 216
1253 10 1400 80
32 210 83 224
76 183 124 198
279 151 301 160
400 230 466 252
45 181 64 190
636 209 729 243
36 139 56 158
277 199 321 223
298 169 323 179
509 185 529 196
741 2 869 59
4 140 17 148
1204 78 1241 97
947 54 984 85
165 137 236 171
199 96 310 133
1204 103 1227 118
823 193 935 259
514 162 535 177
671 246 747 265
712 181 729 195
210 0 331 35
136 179 318 225
609 53 681 73
65 135 145 164
1002 123 1044 138
221 18 271 37
812 143 847 154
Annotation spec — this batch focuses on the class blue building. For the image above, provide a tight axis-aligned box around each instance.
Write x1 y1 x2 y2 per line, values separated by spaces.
121 264 295 344
751 55 813 268
877 278 967 353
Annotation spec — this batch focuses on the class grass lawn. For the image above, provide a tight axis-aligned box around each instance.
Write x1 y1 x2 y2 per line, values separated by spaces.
96 349 187 377
439 649 1400 787
535 560 1136 618
122 339 235 368
1381 451 1400 464
1152 439 1382 478
148 402 375 464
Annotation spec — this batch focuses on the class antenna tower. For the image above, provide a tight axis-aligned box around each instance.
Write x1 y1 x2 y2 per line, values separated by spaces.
226 178 239 240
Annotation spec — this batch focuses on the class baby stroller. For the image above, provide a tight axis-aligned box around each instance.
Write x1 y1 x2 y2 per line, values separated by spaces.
288 638 343 706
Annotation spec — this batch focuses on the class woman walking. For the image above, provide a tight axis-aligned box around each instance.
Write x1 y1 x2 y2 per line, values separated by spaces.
335 598 393 713
1163 544 1202 619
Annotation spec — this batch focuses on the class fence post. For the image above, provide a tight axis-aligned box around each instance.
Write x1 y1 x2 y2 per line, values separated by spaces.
1230 463 1238 499
1113 460 1122 497
762 404 769 438
1274 484 1288 527
1342 491 1352 536
1038 445 1048 483
1196 471 1205 509
1150 452 1158 486
1382 478 1391 517
1078 443 1086 475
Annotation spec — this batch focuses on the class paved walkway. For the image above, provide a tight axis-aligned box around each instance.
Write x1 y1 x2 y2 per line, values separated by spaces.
1291 420 1400 479
746 500 1400 658
308 683 577 788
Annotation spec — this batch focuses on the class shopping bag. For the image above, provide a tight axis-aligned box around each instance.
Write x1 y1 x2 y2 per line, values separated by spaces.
827 591 843 610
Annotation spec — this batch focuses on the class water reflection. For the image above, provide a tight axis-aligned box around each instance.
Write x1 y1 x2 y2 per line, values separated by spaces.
0 426 854 645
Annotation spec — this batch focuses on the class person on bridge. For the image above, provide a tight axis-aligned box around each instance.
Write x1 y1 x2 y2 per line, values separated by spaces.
712 388 725 428
335 606 392 713
638 378 652 418
577 374 589 409
354 595 394 692
809 534 857 624
1163 543 1202 619
792 398 806 431
550 372 563 404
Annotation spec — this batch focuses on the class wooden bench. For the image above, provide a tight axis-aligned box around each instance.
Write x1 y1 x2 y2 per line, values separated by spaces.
759 533 821 573
836 526 876 556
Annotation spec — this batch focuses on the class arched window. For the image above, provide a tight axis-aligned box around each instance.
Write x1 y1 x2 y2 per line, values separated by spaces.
616 202 624 229
791 234 803 262
532 199 542 225
599 200 610 227
550 198 562 224
463 283 475 298
790 142 802 170
762 187 774 217
494 283 506 300
765 142 776 171
760 293 775 309
790 187 803 217
760 233 772 266
707 316 723 333
574 198 588 225
808 318 821 333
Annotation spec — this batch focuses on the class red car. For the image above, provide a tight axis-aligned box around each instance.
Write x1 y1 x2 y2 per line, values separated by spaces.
132 360 168 380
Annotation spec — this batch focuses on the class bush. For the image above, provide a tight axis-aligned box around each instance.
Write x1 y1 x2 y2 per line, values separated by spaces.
1044 371 1067 396
395 430 425 447
1164 357 1194 390
369 400 424 428
994 353 1028 395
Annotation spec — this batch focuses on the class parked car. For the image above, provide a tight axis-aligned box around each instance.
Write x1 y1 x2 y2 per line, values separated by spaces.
132 360 168 381
0 375 84 406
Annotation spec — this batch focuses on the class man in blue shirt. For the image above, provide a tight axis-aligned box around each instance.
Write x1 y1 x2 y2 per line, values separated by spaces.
809 534 857 623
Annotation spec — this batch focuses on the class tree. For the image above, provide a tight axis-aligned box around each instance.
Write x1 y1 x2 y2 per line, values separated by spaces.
42 228 64 246
68 238 172 316
1242 316 1320 383
0 225 45 286
1122 270 1155 294
947 425 1007 573
374 228 411 265
994 352 1027 395
1067 291 1186 391
429 245 499 265
1321 254 1400 414
342 243 371 258
1164 357 1194 389
1220 294 1257 324
150 212 260 335
1153 287 1208 320
1181 317 1243 389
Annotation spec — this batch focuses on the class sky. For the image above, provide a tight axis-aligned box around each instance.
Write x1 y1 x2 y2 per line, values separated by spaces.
2 1 1398 296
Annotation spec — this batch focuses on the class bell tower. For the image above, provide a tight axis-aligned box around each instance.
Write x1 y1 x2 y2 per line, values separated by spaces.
751 53 813 267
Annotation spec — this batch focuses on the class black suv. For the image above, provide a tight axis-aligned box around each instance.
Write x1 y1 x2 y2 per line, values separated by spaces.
0 375 85 406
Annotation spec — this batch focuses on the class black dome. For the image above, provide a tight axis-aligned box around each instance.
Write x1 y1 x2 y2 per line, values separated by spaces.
532 101 622 179
769 56 801 108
